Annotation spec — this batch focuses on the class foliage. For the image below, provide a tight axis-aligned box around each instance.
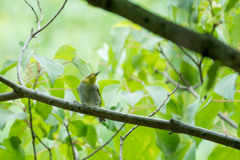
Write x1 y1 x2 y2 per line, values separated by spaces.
0 0 240 159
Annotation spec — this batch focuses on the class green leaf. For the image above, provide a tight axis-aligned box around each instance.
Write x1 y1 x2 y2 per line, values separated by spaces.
0 109 27 129
33 54 64 86
49 78 65 98
141 35 161 52
48 125 58 140
98 79 119 91
195 95 221 129
121 90 144 108
111 26 130 58
35 101 52 120
102 84 120 108
69 120 87 137
0 59 17 75
186 99 200 124
229 14 240 48
54 44 77 61
0 83 8 93
18 41 34 70
208 145 240 160
207 61 221 90
146 86 168 107
9 120 27 137
180 61 198 85
170 0 194 12
63 75 80 89
214 73 238 100
156 130 180 156
116 125 159 159
85 125 97 148
225 0 238 12
72 57 92 78
0 137 25 160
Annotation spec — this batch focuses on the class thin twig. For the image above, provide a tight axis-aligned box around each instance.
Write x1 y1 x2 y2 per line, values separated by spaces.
64 122 77 160
178 45 198 65
218 112 238 129
155 69 200 99
17 0 68 86
119 136 123 160
24 0 39 22
35 135 52 160
28 62 52 159
82 123 125 160
208 0 214 17
177 45 204 84
157 44 190 87
36 0 43 30
28 99 37 160
119 75 181 159
32 0 68 37
213 100 240 102
198 57 204 84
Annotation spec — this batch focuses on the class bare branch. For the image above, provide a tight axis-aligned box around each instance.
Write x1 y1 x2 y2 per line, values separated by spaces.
0 91 21 101
28 99 37 160
64 122 77 160
155 69 200 99
82 124 125 160
32 0 68 37
218 112 238 129
0 75 240 150
24 0 39 22
17 0 68 86
35 135 52 160
87 0 240 72
119 75 181 159
36 0 43 30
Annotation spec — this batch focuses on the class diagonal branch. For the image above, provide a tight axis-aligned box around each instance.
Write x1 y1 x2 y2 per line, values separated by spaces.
119 75 181 159
0 74 240 150
86 0 240 72
17 0 68 86
82 123 125 160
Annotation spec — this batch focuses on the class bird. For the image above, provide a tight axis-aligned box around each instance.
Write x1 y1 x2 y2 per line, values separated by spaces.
78 71 106 123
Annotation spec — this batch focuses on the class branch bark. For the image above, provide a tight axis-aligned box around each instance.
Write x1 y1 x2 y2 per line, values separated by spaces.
0 75 240 150
86 0 240 72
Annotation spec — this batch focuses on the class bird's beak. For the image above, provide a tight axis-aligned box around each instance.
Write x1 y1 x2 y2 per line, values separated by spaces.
95 71 100 76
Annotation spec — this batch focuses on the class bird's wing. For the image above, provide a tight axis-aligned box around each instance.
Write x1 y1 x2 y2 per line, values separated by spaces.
97 87 102 107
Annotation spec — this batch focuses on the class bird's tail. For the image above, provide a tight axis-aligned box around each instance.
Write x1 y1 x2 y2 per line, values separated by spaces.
98 117 106 123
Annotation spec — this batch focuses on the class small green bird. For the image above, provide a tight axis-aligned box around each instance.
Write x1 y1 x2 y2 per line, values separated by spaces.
78 71 106 123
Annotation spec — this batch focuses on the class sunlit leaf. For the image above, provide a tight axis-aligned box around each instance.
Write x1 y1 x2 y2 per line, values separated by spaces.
146 86 169 107
214 73 238 100
111 26 130 59
33 54 64 86
0 109 27 129
54 44 77 61
85 125 97 148
0 59 17 75
69 120 87 137
207 61 221 90
72 57 92 78
156 130 180 156
121 90 144 108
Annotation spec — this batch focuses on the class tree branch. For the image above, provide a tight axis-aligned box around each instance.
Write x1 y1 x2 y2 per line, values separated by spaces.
86 0 240 72
218 112 238 129
17 0 68 86
0 74 240 149
82 123 125 160
64 122 77 160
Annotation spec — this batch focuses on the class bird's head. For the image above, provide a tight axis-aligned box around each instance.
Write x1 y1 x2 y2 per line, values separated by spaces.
82 71 100 84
